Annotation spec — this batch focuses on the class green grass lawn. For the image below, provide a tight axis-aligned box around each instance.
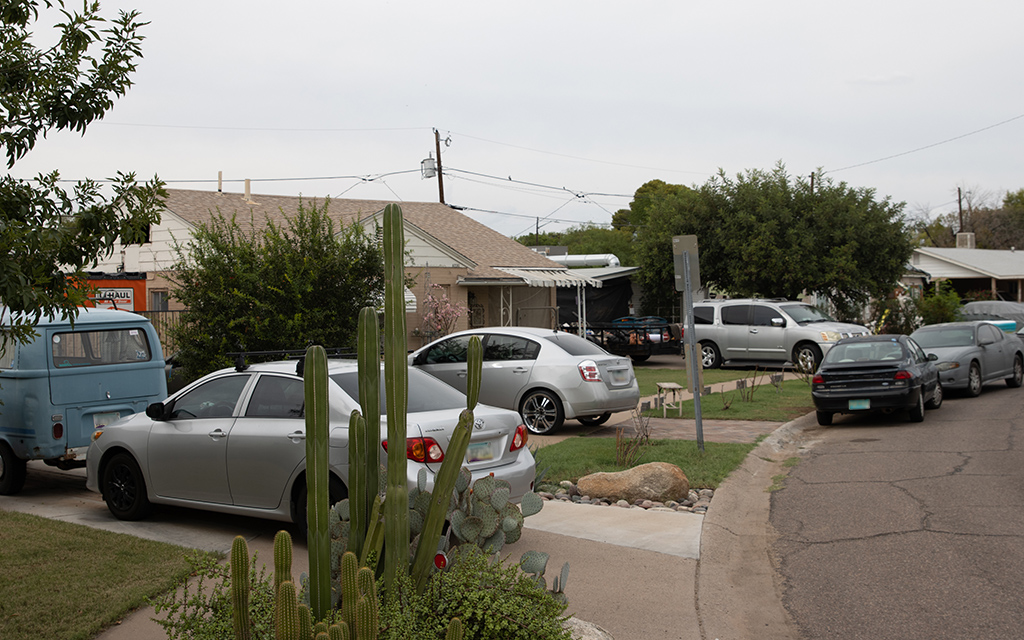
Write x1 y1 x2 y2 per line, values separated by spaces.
646 378 816 422
0 510 212 640
534 437 758 489
632 365 750 397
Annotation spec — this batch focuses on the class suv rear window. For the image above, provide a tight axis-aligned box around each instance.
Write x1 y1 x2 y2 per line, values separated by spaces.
721 305 750 325
693 307 714 324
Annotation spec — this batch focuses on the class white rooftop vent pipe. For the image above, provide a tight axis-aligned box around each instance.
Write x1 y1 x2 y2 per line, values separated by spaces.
548 254 620 268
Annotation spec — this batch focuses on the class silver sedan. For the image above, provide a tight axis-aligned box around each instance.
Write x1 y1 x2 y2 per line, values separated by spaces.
409 327 640 435
910 321 1024 396
86 359 535 523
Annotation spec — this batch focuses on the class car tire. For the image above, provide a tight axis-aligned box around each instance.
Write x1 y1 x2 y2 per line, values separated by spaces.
700 341 722 369
793 343 823 374
925 381 943 409
1007 354 1023 388
908 391 926 422
816 411 833 426
967 362 982 397
520 389 565 435
0 441 28 496
102 452 151 521
578 412 612 427
296 476 348 536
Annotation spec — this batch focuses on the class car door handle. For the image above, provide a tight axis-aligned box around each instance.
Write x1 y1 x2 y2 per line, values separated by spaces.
208 428 228 440
456 371 467 378
512 367 529 374
749 328 759 334
286 430 306 442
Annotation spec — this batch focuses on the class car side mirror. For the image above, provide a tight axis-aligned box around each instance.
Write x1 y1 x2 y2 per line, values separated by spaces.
146 402 167 421
927 353 938 361
771 317 785 327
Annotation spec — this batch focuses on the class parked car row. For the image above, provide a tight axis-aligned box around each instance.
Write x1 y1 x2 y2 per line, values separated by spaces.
811 321 1024 426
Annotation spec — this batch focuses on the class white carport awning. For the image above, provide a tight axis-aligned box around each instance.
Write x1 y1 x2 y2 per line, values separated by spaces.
495 267 603 288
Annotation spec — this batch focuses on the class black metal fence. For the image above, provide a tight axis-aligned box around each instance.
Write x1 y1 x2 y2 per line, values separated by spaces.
135 310 183 357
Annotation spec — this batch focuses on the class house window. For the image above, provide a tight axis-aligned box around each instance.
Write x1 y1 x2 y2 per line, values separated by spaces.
150 290 169 311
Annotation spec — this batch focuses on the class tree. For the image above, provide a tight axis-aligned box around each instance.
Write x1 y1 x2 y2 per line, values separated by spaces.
169 199 385 381
514 223 636 265
1 1 165 350
632 163 913 318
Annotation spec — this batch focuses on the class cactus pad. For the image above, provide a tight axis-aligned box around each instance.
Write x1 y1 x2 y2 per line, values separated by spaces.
520 491 543 517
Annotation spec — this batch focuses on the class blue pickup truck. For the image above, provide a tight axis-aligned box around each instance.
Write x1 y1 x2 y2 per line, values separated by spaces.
0 308 167 494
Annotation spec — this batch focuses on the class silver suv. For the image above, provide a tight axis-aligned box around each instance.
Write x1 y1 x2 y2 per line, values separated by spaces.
691 299 871 371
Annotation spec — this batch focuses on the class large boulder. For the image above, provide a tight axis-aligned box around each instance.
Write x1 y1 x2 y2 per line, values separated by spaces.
576 462 690 503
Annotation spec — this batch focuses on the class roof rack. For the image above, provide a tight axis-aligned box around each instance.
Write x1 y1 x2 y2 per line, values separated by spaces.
226 348 357 375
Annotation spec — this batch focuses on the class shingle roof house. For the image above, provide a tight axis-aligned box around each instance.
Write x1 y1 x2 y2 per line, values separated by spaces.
911 244 1024 301
90 188 599 347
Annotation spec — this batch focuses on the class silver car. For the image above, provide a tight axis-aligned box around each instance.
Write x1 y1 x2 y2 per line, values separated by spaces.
86 359 535 523
910 321 1024 396
409 327 640 435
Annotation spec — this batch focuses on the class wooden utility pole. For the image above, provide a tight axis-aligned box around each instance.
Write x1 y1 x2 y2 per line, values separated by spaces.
434 128 446 204
958 187 964 233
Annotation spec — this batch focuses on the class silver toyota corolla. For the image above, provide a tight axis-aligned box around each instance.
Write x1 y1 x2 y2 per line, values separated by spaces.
86 359 535 523
409 327 640 435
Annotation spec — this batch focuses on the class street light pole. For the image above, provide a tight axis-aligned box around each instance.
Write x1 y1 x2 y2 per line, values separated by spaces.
434 128 446 205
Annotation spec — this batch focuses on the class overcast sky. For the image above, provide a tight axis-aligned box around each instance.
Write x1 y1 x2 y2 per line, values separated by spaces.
11 0 1024 238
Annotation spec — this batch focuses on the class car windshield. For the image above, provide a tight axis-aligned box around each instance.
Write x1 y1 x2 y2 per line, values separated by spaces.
779 304 835 324
330 368 466 413
912 328 975 348
824 340 906 363
543 332 610 356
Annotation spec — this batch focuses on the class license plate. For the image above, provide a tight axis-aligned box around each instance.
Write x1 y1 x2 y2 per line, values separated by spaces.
848 399 870 410
610 369 627 384
466 442 494 463
93 412 120 428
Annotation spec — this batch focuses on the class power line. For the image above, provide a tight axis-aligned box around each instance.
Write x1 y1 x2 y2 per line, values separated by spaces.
829 112 1024 173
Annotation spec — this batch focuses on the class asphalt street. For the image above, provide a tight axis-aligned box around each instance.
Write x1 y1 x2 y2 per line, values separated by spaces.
770 382 1024 639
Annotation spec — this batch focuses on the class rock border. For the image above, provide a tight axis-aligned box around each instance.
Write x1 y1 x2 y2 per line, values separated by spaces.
538 482 714 514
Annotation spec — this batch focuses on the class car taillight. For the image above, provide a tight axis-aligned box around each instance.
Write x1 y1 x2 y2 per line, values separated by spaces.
578 360 602 382
510 424 528 451
382 437 444 463
812 374 824 384
893 370 912 380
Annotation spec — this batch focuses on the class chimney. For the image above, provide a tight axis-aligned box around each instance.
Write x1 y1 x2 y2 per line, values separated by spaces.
956 232 976 249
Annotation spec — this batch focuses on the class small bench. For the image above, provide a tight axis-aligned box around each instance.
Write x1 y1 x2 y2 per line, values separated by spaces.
656 382 686 418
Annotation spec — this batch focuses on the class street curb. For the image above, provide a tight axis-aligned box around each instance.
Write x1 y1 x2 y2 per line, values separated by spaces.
694 412 816 640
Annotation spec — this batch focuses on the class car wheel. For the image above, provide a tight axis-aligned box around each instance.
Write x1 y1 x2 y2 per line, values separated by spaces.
102 453 151 521
520 389 565 435
793 343 823 374
816 411 833 426
1007 354 1023 388
578 412 612 427
296 476 348 535
967 362 982 397
908 391 926 422
700 341 722 369
0 441 28 496
926 381 943 409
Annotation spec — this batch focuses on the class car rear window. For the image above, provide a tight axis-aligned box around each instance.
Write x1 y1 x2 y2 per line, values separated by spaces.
331 368 466 413
824 340 906 363
51 328 153 367
912 328 974 348
542 332 610 356
693 307 714 324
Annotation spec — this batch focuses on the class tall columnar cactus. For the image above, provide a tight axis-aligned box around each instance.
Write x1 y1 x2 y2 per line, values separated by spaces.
350 306 381 560
274 530 293 591
410 335 482 593
275 581 301 640
231 536 252 640
445 617 464 640
304 344 332 620
380 203 409 595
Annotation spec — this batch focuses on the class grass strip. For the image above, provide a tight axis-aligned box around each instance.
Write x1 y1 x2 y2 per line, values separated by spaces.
633 366 751 397
534 437 757 489
643 378 815 422
0 509 209 640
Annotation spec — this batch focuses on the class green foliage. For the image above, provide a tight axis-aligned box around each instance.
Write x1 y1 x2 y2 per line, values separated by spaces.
305 345 333 620
152 551 278 640
411 546 572 640
0 1 165 353
513 223 637 265
168 200 384 381
916 283 963 325
630 165 912 316
871 296 919 335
